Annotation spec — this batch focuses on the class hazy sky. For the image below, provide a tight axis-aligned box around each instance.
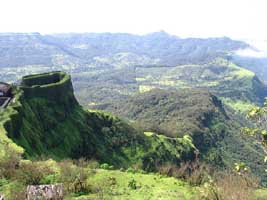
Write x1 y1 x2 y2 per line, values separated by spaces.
0 0 266 40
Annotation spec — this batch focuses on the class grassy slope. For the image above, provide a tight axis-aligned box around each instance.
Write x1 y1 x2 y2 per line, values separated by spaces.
0 161 196 200
66 169 195 200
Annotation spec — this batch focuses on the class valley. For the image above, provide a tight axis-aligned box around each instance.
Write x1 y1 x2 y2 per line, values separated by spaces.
1 32 267 199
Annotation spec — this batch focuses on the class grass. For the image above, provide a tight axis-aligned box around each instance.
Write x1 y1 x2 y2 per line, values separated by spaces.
0 158 197 200
65 169 196 200
254 189 267 199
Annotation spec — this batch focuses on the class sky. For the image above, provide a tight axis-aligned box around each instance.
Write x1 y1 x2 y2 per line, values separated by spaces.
0 0 266 41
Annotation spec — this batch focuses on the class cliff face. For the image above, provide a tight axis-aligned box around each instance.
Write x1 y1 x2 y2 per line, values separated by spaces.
3 72 140 162
0 71 195 170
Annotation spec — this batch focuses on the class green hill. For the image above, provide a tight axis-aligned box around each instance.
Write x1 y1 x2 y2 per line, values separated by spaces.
0 71 195 170
135 58 265 101
96 88 267 178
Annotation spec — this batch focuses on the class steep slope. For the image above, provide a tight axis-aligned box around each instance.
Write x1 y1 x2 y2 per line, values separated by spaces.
0 71 195 170
96 88 267 178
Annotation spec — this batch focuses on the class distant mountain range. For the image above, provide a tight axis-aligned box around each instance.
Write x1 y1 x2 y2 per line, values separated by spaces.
0 31 267 111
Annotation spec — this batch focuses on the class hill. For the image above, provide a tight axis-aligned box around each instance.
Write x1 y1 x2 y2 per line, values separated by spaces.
0 71 195 170
0 72 267 198
81 57 267 112
95 88 267 177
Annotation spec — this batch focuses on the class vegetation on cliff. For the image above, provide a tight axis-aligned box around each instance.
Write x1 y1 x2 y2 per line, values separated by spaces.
0 71 196 169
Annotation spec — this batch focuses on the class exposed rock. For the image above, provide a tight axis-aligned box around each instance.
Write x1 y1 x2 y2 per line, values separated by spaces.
26 184 63 200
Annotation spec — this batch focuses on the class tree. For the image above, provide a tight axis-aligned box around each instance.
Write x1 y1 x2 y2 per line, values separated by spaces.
241 98 267 162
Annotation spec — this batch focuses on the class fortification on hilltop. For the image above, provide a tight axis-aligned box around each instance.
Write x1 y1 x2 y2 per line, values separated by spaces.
20 71 76 102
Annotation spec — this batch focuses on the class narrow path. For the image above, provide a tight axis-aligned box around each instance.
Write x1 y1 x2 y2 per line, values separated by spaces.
0 97 11 108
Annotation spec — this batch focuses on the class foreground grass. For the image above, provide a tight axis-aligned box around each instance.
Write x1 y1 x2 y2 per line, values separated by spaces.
65 169 195 200
1 158 267 200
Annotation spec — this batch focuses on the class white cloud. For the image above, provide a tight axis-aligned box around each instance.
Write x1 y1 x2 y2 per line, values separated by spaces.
0 0 266 40
236 40 267 58
235 48 267 58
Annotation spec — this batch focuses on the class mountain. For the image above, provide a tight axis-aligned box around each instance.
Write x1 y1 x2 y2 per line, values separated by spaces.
0 31 247 68
1 32 263 112
46 31 248 65
0 71 195 170
95 88 267 179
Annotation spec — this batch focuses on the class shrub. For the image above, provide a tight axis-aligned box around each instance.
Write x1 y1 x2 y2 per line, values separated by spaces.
0 147 21 179
157 161 212 186
126 167 136 173
86 159 100 169
15 160 54 185
73 158 99 169
58 160 92 195
100 163 110 170
215 172 259 200
7 182 26 200
128 179 137 190
193 172 259 200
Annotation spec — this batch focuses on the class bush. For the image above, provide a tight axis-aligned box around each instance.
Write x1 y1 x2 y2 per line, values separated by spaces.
0 147 21 179
7 182 26 200
157 161 212 186
128 179 137 190
15 161 54 185
73 158 99 169
126 167 136 173
86 159 100 169
58 160 92 195
215 172 258 200
193 172 259 200
100 163 110 170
